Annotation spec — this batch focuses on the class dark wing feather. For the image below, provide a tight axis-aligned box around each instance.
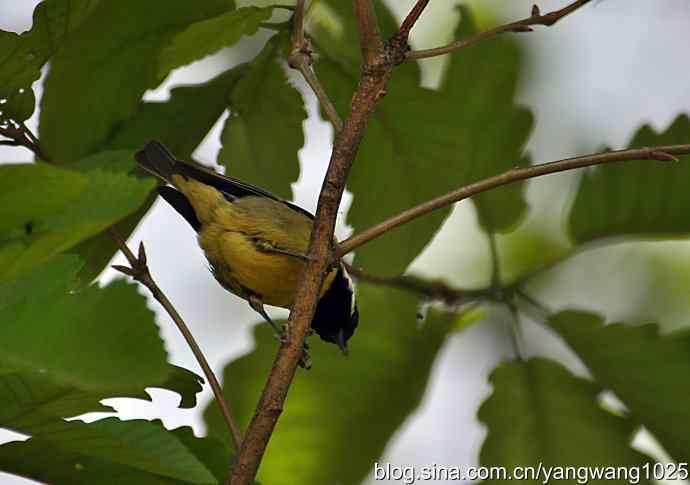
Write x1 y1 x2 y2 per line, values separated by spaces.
135 141 314 220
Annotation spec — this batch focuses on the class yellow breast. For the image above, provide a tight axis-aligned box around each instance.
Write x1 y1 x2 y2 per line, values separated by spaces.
193 192 335 308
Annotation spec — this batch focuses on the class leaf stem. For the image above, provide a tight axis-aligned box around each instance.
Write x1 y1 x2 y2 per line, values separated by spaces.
335 144 690 260
407 0 592 60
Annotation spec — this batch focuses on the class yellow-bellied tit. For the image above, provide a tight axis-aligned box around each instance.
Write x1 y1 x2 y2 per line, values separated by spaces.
135 141 358 354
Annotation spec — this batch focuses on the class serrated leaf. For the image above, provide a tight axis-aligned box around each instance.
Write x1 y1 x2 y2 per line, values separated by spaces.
479 358 650 484
1 86 35 121
0 255 169 393
550 310 690 464
0 365 203 436
0 0 101 99
39 0 234 163
0 162 87 232
159 6 272 77
569 114 690 243
218 34 306 199
70 66 247 284
204 286 456 485
312 4 531 276
0 157 154 277
0 419 216 484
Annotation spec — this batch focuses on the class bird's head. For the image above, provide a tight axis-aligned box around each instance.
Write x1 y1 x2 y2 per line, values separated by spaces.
311 265 359 354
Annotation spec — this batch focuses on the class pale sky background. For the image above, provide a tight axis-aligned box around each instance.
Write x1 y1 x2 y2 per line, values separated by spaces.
1 1 690 484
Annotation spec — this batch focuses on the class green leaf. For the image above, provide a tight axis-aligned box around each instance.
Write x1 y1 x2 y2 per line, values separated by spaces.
218 34 306 199
0 365 203 435
0 162 87 233
569 114 690 243
0 0 101 99
171 426 232 484
312 4 531 276
158 6 272 77
479 358 650 484
0 419 216 484
106 65 247 159
39 0 234 163
0 255 169 393
205 286 457 485
0 156 154 277
550 310 690 464
1 87 36 121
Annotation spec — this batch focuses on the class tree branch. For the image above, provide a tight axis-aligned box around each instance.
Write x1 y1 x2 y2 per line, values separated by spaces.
228 7 411 484
399 0 430 39
407 0 591 60
0 119 48 161
288 0 344 132
108 228 244 454
353 0 382 65
335 144 690 259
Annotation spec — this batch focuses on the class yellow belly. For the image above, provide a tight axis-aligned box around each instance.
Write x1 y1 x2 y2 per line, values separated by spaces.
199 224 335 308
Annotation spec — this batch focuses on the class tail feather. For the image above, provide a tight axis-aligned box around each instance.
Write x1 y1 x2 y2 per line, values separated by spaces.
135 141 178 182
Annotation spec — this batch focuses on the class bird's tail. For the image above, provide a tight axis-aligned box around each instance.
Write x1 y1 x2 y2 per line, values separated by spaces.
135 141 178 182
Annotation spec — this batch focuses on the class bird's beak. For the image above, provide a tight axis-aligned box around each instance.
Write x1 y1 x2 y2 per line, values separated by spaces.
335 329 349 356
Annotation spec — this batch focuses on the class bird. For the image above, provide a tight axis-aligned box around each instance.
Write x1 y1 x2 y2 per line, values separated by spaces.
135 141 359 355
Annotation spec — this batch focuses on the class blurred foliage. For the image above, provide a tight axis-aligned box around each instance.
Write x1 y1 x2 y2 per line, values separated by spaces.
1 0 689 484
552 311 690 464
570 115 690 243
479 358 652 484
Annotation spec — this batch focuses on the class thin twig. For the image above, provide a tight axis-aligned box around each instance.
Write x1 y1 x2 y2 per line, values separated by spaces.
505 299 526 360
407 0 591 60
399 0 430 38
296 63 344 132
488 233 501 288
287 0 344 131
353 0 383 65
228 8 405 484
107 228 243 453
345 262 490 306
335 144 690 260
0 119 48 161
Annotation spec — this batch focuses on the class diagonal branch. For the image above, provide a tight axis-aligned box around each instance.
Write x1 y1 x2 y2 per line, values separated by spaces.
108 228 244 453
335 144 690 259
407 0 591 60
